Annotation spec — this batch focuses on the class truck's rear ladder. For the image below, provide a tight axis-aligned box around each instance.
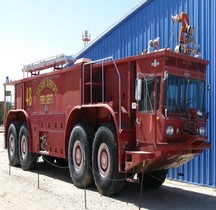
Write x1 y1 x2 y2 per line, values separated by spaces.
82 57 122 131
22 54 74 77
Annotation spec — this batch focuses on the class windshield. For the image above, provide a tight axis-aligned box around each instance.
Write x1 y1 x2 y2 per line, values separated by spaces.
164 75 205 113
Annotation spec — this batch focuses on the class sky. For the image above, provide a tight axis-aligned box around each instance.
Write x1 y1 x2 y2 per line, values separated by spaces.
0 0 142 101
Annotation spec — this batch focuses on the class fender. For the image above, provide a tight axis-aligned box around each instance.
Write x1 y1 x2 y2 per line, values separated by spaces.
4 109 30 149
65 103 119 154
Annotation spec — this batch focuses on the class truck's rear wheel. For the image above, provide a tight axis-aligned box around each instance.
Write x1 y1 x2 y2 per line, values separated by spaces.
18 123 37 171
68 123 94 188
92 123 125 196
138 170 168 188
7 122 20 166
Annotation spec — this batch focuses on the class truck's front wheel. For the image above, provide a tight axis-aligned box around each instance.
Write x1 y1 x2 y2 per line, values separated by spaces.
138 170 168 188
92 123 125 196
68 123 94 188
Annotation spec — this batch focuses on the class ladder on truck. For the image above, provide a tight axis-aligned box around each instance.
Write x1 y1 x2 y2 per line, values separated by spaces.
82 57 122 131
22 54 74 77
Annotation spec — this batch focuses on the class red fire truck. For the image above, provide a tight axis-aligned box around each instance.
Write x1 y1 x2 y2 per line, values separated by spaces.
3 49 210 196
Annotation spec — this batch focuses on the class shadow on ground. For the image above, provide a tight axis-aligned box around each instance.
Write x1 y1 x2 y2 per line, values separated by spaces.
28 160 216 210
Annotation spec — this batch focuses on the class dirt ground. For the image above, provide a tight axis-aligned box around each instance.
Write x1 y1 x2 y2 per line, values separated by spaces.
1 130 216 210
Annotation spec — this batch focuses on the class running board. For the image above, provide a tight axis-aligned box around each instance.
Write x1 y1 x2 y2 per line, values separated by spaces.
125 151 155 171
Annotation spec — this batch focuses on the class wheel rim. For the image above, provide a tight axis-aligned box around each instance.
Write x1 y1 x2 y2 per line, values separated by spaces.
97 143 110 178
21 135 27 159
73 140 83 172
9 134 15 156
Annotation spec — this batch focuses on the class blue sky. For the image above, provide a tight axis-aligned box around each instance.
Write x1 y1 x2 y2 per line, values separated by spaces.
0 0 142 100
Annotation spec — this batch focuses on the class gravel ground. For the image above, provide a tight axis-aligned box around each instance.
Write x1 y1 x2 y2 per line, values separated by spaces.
1 131 216 210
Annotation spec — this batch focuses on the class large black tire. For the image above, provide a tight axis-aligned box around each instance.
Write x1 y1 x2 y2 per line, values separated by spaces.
7 122 20 166
138 170 168 188
18 123 37 171
68 123 94 188
92 123 125 196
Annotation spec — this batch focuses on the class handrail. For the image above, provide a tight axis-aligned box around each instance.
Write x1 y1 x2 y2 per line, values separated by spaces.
111 57 122 132
82 56 122 132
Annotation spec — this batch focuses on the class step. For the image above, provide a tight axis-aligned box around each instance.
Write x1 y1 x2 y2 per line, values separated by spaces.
125 151 155 171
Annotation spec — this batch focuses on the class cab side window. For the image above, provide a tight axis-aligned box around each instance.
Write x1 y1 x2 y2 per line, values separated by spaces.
139 77 155 112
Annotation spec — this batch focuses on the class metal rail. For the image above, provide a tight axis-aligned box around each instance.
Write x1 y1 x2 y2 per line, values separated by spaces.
22 54 74 77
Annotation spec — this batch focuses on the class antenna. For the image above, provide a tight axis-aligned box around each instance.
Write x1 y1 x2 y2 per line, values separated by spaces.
82 30 91 47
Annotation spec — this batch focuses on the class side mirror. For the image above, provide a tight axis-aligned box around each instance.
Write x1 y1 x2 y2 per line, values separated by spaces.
135 78 142 101
164 71 168 80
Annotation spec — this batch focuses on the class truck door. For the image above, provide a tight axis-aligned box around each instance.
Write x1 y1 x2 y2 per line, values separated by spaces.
135 76 161 144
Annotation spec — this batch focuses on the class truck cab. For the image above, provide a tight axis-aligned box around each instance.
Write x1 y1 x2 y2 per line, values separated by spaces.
129 50 210 173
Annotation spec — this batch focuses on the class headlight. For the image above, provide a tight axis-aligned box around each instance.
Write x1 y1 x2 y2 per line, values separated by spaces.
199 127 206 136
166 126 174 136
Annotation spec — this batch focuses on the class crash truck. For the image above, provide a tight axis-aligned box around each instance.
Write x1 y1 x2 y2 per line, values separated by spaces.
3 49 210 195
4 16 210 196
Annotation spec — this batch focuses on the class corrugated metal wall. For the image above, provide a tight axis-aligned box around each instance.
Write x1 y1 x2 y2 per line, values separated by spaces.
76 0 216 187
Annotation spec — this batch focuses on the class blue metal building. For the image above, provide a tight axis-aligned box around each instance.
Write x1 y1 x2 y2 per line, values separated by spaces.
75 0 216 187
